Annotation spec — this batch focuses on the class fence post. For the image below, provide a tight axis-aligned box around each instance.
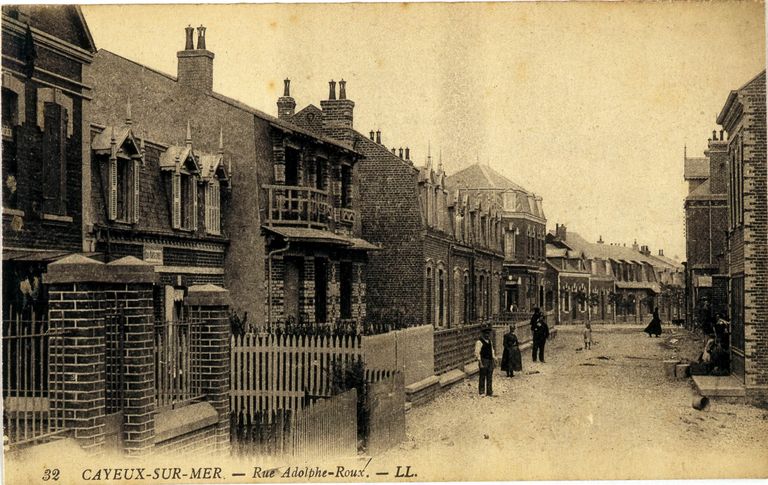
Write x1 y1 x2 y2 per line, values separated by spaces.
104 257 157 457
45 255 107 454
186 284 231 454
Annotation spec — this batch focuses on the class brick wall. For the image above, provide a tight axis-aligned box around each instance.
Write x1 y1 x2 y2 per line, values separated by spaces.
355 133 424 325
155 424 217 455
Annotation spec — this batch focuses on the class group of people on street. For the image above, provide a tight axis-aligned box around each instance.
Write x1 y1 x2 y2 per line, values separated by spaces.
692 299 731 376
474 308 550 397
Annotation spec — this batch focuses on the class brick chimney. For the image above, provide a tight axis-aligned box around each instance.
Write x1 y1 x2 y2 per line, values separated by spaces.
597 235 604 244
555 223 567 241
177 25 214 93
277 79 296 120
320 78 355 143
705 127 728 195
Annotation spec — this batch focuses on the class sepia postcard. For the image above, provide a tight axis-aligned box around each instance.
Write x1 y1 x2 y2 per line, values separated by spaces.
1 1 767 484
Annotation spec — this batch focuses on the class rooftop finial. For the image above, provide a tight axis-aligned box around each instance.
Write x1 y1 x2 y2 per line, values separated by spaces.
427 141 432 169
218 127 224 154
684 144 687 159
125 99 132 126
438 149 443 171
185 120 192 147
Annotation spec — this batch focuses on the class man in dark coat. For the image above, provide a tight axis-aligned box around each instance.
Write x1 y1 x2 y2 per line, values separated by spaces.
532 317 549 363
530 307 542 331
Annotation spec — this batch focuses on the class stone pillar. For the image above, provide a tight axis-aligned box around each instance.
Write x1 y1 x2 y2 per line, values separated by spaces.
46 256 107 454
44 254 157 455
300 257 316 325
104 257 157 457
186 284 231 453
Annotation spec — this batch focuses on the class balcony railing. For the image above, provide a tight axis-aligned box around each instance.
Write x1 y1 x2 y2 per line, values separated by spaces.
264 185 330 229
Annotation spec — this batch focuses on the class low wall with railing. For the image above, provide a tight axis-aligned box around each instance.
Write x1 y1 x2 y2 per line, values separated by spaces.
433 323 485 375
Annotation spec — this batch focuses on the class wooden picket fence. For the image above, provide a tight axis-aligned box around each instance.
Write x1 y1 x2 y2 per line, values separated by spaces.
230 388 358 459
230 333 363 416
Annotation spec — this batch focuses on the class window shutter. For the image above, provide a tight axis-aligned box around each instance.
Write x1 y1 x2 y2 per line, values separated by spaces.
172 173 181 229
132 159 140 223
108 157 117 221
190 176 198 231
214 179 220 234
205 183 211 232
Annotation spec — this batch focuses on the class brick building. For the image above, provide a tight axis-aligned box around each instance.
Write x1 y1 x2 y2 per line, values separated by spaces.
445 164 547 314
546 225 683 324
2 12 232 457
88 29 375 329
716 70 767 403
683 134 729 327
290 91 507 327
2 5 95 320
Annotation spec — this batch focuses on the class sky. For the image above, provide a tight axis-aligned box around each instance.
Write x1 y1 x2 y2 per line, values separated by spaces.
81 2 766 261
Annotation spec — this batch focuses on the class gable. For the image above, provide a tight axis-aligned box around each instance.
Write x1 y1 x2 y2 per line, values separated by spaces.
3 5 96 54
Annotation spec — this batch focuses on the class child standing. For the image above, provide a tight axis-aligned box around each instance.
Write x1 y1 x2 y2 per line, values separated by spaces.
583 322 593 350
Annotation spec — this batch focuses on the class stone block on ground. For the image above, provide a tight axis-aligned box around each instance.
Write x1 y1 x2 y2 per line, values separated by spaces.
675 363 690 378
663 359 679 378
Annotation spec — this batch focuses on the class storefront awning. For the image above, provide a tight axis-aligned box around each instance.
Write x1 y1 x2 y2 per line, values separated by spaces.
263 226 380 251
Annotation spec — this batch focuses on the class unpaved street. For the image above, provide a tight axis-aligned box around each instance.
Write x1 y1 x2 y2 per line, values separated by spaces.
378 327 768 481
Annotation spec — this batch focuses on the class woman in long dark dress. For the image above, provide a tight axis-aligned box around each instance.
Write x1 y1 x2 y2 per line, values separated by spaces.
501 325 523 377
644 307 662 337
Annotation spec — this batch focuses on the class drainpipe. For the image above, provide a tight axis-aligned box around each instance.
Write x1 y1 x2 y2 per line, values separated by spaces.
267 240 291 328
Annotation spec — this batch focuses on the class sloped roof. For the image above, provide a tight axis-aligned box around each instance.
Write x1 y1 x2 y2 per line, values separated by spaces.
94 50 358 155
684 157 709 179
560 231 676 268
159 145 197 171
446 163 527 192
91 126 137 153
198 153 228 181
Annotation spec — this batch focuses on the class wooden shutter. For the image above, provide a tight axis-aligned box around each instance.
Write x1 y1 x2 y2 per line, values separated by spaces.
108 157 117 221
213 179 220 234
190 176 198 231
204 182 211 232
172 173 181 229
132 159 140 223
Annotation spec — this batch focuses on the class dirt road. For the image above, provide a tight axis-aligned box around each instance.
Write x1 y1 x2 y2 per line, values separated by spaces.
377 327 768 481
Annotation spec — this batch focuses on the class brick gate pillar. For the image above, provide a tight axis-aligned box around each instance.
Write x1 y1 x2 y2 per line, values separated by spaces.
185 284 231 453
45 255 107 454
104 256 158 457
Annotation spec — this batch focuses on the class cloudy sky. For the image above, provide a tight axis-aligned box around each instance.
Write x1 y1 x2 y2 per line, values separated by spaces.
81 2 765 260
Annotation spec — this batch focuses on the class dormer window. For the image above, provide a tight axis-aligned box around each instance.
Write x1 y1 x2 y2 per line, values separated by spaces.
92 125 142 224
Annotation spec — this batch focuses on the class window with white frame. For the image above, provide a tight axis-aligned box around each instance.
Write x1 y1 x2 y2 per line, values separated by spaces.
172 171 198 231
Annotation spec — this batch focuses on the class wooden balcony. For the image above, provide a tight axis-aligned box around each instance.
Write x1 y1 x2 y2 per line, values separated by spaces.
264 184 331 229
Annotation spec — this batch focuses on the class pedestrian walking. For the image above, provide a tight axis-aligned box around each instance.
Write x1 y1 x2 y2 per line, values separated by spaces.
474 327 496 396
532 317 549 362
643 307 662 337
583 322 592 350
501 324 522 377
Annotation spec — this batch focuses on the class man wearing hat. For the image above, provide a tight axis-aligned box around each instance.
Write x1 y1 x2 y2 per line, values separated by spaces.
474 327 497 396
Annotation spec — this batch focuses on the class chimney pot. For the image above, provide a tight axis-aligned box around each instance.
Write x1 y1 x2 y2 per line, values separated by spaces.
398 147 403 158
719 129 724 140
712 130 717 140
405 147 410 160
376 130 381 144
283 79 291 97
328 80 336 100
196 25 207 50
184 25 195 50
339 79 347 100
391 148 396 154
369 130 374 140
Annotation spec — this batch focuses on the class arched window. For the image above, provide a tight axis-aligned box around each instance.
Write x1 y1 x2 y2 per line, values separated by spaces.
425 265 434 325
437 268 445 327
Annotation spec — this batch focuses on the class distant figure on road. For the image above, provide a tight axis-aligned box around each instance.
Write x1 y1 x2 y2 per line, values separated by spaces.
475 327 496 396
532 317 549 362
643 307 662 337
583 322 592 350
530 307 542 330
501 324 522 377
